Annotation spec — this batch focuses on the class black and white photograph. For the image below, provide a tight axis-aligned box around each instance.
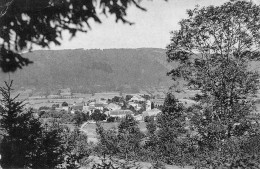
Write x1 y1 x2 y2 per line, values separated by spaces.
1 0 260 168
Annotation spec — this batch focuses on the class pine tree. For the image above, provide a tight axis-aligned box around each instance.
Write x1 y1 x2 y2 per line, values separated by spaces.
0 81 43 168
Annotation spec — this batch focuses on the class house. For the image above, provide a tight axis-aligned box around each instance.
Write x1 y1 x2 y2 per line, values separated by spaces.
94 103 105 111
151 98 164 107
47 95 60 99
134 114 143 121
142 108 162 120
106 103 121 111
29 95 46 100
129 95 146 102
59 88 72 98
128 102 142 111
88 102 95 107
107 110 134 118
60 92 72 98
70 104 84 114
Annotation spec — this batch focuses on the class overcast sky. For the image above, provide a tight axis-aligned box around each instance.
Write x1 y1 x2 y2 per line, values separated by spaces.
46 0 256 50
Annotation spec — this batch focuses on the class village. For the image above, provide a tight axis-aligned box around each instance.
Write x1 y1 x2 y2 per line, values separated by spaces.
13 86 197 122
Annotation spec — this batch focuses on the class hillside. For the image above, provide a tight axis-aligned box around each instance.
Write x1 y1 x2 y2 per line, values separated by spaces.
0 48 175 93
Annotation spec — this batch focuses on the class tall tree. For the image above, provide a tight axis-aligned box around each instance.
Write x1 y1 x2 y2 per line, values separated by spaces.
166 1 260 147
0 81 43 168
156 93 187 165
0 0 163 72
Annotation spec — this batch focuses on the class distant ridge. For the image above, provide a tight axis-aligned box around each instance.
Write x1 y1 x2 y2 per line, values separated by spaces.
0 48 174 93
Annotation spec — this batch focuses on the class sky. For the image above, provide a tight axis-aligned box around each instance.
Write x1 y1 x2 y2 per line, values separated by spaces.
46 0 257 50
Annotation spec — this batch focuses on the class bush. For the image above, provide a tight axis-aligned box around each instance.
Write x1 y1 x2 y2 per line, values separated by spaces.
91 109 107 121
144 116 154 122
62 102 69 107
107 116 116 123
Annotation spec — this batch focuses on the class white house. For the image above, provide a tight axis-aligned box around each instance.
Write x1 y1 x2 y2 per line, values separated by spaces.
128 102 142 111
134 114 143 121
107 110 134 118
129 95 146 102
106 103 121 111
142 108 162 120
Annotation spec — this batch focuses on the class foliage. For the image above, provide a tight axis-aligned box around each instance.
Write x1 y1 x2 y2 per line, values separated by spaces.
0 0 154 72
167 0 260 147
73 111 88 127
151 102 155 109
0 81 92 168
91 109 107 122
96 115 144 161
111 96 123 103
142 94 151 100
164 1 260 168
128 105 137 114
62 102 69 107
156 93 189 165
31 122 65 169
39 106 51 111
0 81 61 168
52 103 60 110
0 81 43 168
61 127 91 169
106 116 116 123
125 95 133 101
145 117 156 135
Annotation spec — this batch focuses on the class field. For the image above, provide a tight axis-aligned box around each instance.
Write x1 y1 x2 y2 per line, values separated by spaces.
81 122 147 143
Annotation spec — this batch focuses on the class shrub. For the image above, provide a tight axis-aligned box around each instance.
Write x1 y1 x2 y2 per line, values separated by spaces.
91 109 107 121
107 116 116 123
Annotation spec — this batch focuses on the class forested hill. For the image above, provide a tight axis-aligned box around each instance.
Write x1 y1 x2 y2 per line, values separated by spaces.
0 48 174 93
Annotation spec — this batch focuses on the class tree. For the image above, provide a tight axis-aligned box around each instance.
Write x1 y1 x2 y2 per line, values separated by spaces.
96 114 144 161
151 102 155 109
91 109 106 121
117 114 144 159
0 81 44 168
125 95 133 101
0 0 161 72
73 111 85 127
111 96 122 103
62 101 69 107
166 0 260 147
156 93 188 165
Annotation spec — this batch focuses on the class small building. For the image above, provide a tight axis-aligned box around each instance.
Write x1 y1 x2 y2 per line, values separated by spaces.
134 114 143 121
47 95 60 99
151 98 164 107
71 104 83 114
142 108 162 120
107 110 134 118
94 103 105 111
129 95 146 102
106 103 121 111
29 95 46 100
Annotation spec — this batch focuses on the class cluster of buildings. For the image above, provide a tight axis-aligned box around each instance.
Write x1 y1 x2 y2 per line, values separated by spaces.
53 93 164 121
